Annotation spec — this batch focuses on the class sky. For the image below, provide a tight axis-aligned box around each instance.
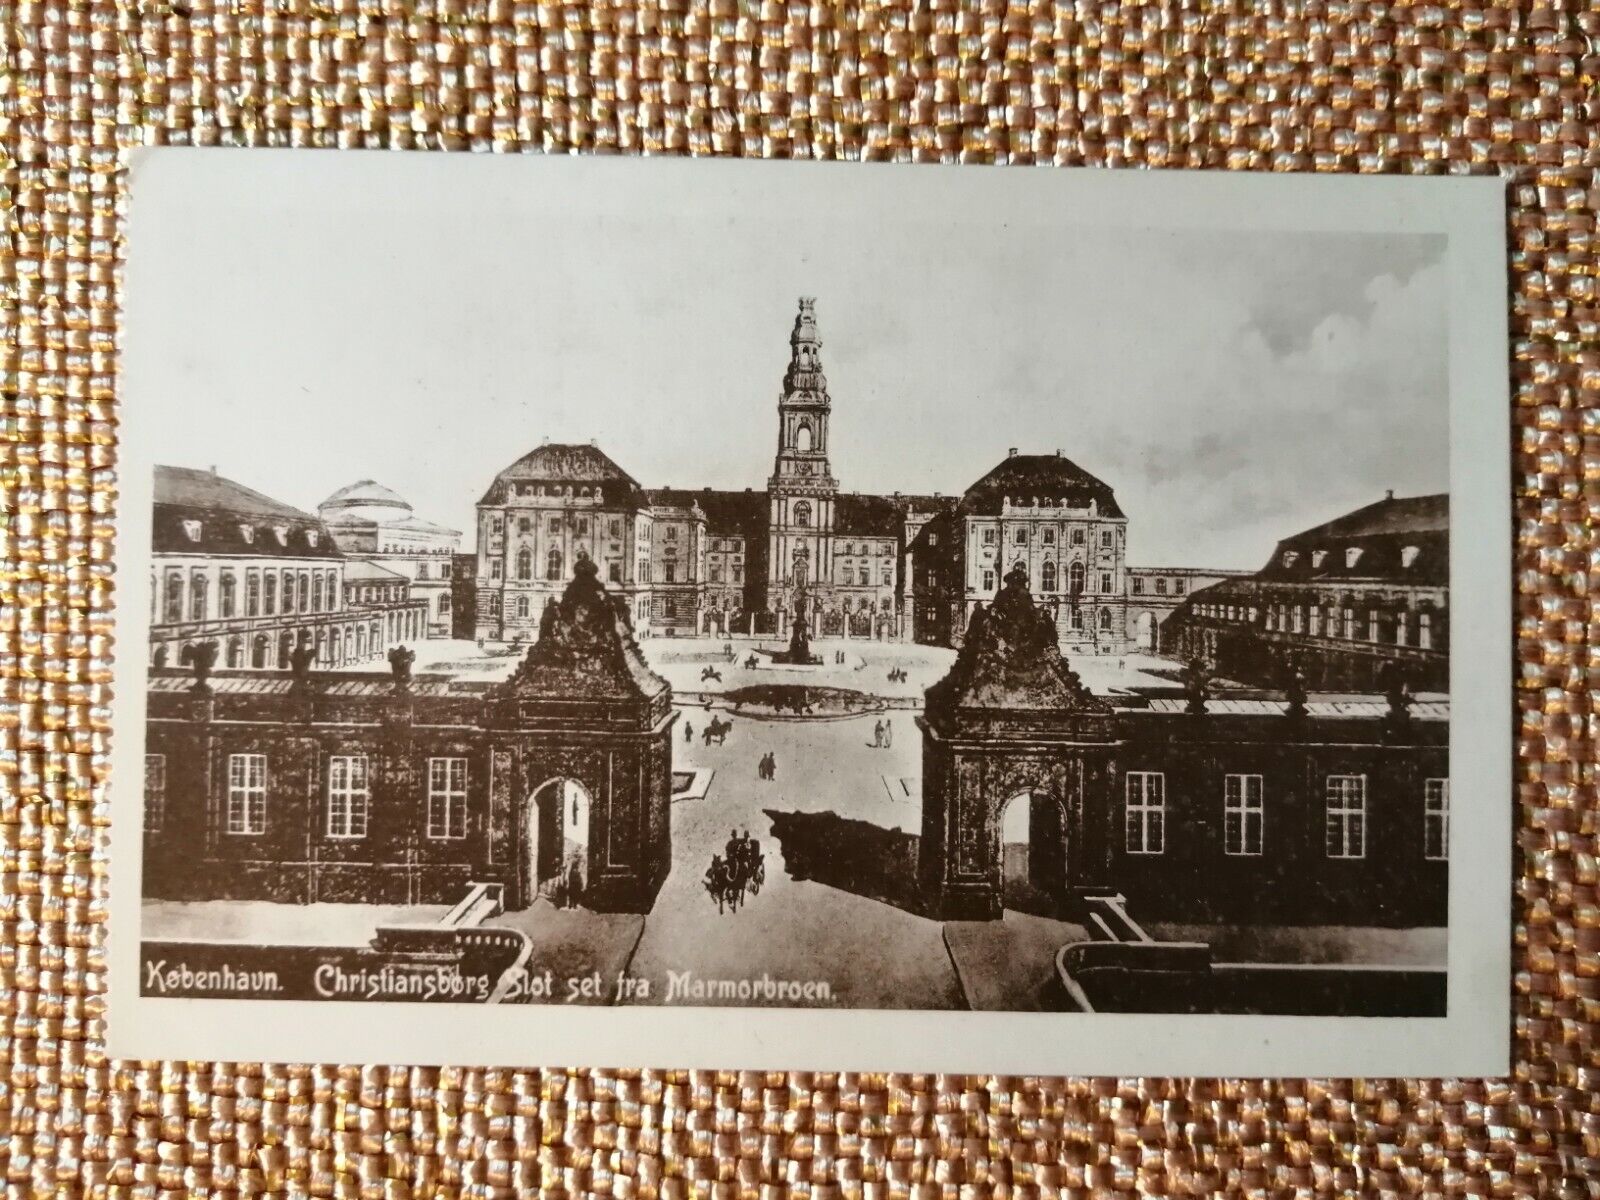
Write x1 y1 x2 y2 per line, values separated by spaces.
126 153 1449 571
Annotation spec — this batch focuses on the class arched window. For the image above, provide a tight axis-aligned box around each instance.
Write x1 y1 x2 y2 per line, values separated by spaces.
547 547 563 580
282 571 296 613
793 501 812 528
299 572 311 612
516 548 532 580
163 572 183 623
795 421 814 452
1041 561 1058 592
226 636 243 668
1067 561 1085 594
331 628 343 666
1098 608 1113 632
437 594 449 616
516 595 530 619
311 574 324 612
189 573 207 621
251 635 268 668
218 572 236 618
354 624 366 659
246 571 261 616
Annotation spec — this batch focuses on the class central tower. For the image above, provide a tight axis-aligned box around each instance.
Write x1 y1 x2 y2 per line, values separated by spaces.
767 297 838 616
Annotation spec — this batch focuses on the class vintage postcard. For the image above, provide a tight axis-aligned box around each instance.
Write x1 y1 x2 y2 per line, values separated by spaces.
111 151 1510 1075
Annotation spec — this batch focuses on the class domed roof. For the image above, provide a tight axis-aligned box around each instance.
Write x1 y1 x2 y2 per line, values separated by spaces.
319 479 414 523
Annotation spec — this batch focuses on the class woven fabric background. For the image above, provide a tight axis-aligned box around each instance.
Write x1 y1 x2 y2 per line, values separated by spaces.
2 0 1596 1195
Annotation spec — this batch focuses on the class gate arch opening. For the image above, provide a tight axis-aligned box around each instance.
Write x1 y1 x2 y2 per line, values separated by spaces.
526 777 593 908
1135 610 1158 652
999 789 1069 916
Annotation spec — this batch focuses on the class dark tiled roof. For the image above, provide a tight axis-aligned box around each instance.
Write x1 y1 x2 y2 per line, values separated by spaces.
957 453 1125 519
479 443 641 506
153 466 342 559
834 493 902 538
156 466 314 521
1253 493 1449 585
645 488 768 537
1289 493 1447 541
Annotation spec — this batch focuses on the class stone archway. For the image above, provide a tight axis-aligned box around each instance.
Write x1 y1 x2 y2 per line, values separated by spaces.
1134 610 1158 652
998 788 1071 915
525 777 593 909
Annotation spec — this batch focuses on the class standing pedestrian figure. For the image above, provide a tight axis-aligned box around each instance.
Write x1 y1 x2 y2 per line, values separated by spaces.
873 719 884 748
684 721 693 743
884 718 893 748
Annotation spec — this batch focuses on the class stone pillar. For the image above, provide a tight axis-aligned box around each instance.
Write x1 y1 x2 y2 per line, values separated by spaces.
779 609 788 636
748 612 756 636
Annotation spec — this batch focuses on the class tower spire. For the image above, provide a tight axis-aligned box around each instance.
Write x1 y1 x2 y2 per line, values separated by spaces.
783 296 829 403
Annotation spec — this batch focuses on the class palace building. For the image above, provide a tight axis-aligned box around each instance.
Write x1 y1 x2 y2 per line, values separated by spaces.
318 481 462 637
150 466 431 672
469 297 1238 653
1165 492 1449 692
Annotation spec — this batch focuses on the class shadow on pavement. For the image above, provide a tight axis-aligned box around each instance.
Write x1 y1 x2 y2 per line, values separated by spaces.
763 808 925 916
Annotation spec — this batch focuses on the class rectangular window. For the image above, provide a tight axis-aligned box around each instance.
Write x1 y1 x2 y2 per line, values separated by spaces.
327 754 371 839
732 565 742 583
1042 528 1055 545
144 753 166 832
518 517 532 534
1132 577 1145 594
982 528 996 545
1014 528 1027 545
1099 572 1112 593
608 561 622 584
1124 772 1165 854
1424 778 1449 860
663 563 677 583
490 516 504 534
225 753 267 835
1155 578 1167 595
1325 775 1367 859
1101 529 1113 548
1172 580 1184 595
665 526 677 540
610 519 622 538
490 560 503 581
710 564 722 583
1223 774 1263 856
578 518 589 536
982 569 995 591
1072 528 1085 546
427 757 469 840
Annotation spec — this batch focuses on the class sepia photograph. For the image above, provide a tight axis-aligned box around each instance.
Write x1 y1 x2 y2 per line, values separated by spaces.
111 152 1510 1075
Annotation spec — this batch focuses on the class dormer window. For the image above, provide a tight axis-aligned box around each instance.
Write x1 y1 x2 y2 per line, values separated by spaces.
1401 545 1421 568
1281 550 1299 568
272 525 289 547
238 524 254 544
181 519 202 542
1345 547 1364 569
306 530 319 549
1311 550 1328 568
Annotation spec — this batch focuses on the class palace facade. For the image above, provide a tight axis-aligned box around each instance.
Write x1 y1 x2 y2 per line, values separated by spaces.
470 298 1239 653
1165 492 1449 691
149 466 431 672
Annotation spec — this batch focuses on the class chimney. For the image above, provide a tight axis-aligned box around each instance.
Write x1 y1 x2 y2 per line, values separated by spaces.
589 438 597 446
1008 447 1018 458
1055 449 1062 457
209 464 218 475
1385 489 1394 500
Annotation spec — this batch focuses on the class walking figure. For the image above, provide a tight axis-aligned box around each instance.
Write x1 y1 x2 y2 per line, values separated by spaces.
684 721 693 743
873 719 884 748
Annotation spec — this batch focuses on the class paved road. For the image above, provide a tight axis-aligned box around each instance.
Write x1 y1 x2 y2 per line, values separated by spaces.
625 708 967 1009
